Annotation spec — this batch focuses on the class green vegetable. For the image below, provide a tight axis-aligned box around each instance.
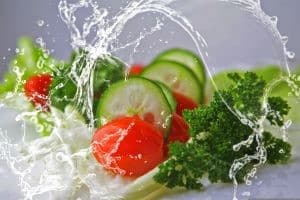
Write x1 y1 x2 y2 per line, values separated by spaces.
0 37 57 95
0 38 126 135
155 81 177 112
123 72 291 199
49 50 126 119
141 60 203 103
207 65 300 123
206 65 284 101
0 37 58 136
96 77 173 137
49 62 77 111
154 48 206 87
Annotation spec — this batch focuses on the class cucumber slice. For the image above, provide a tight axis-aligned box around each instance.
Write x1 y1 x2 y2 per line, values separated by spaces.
141 61 202 103
96 77 172 137
154 81 177 112
154 48 206 86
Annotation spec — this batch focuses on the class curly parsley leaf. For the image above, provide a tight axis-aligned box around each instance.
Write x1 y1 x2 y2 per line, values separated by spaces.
154 72 291 190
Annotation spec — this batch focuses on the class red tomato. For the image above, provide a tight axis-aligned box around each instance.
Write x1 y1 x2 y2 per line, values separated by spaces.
173 91 198 116
163 113 190 157
168 113 190 143
129 64 144 75
92 116 164 177
24 74 52 109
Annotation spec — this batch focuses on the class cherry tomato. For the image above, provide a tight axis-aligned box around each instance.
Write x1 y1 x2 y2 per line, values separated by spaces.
173 91 198 116
92 116 164 177
129 64 144 75
24 74 52 109
163 113 190 157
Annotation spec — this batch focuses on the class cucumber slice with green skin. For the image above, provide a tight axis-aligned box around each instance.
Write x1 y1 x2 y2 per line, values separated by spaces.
154 48 206 87
96 77 172 137
141 60 203 103
154 81 177 112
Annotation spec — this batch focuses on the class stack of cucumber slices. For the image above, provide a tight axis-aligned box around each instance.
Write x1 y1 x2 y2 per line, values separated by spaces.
96 48 206 137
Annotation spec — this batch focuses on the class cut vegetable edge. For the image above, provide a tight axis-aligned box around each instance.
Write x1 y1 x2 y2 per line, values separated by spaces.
154 48 206 86
154 81 177 112
141 60 203 104
96 77 173 137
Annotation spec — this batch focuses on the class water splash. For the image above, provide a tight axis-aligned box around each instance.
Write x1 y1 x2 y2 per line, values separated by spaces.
37 20 45 27
57 0 210 126
0 106 129 199
217 1 298 199
1 0 210 199
0 0 298 199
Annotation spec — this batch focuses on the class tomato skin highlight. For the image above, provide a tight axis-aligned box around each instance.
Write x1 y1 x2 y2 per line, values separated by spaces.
92 116 164 177
24 74 52 109
129 64 144 75
164 113 190 157
173 91 198 116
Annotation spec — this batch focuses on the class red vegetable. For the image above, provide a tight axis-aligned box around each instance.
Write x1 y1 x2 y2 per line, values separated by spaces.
24 74 52 109
92 116 164 177
129 64 144 75
164 113 190 157
173 91 198 116
168 113 190 143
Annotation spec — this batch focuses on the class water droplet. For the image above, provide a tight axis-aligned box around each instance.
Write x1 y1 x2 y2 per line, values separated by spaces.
233 144 241 151
37 19 45 27
270 16 278 24
241 118 248 124
279 149 285 154
284 120 292 128
242 191 251 196
36 37 43 44
256 180 263 185
245 179 252 185
281 36 288 44
19 48 25 55
286 51 295 59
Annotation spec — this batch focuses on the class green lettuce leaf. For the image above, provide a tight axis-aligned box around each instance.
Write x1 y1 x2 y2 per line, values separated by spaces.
0 37 59 136
0 37 57 95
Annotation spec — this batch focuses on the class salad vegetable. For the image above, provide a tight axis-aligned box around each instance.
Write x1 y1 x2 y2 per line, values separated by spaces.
173 91 198 116
92 116 164 177
167 113 189 145
154 81 177 112
206 65 300 122
24 73 52 109
0 37 57 136
129 64 144 75
122 72 291 199
49 49 126 117
0 38 127 135
95 77 173 136
141 60 203 103
163 113 190 156
0 37 56 96
153 48 206 87
0 38 295 199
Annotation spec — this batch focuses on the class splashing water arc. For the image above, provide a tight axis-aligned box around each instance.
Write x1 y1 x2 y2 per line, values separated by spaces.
0 0 296 200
